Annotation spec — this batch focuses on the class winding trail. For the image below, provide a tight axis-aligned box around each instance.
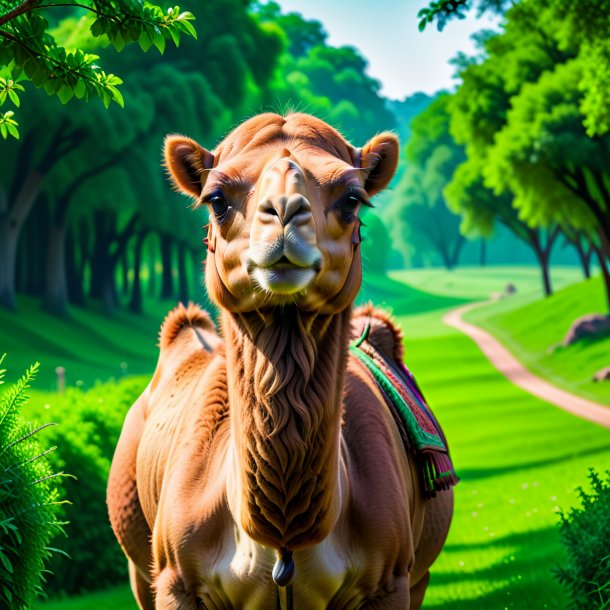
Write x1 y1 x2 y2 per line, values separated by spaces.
443 302 610 429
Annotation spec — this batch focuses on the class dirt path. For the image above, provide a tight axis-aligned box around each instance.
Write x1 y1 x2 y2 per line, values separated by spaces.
443 302 610 429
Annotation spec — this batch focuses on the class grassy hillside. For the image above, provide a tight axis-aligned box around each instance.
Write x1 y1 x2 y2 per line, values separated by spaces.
390 265 583 301
0 296 180 390
465 275 610 405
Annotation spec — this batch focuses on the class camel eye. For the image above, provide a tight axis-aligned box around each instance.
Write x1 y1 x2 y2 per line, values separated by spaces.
208 193 229 219
339 196 360 220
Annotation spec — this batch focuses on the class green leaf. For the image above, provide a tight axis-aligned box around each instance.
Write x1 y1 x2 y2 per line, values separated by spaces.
90 19 104 37
57 85 74 104
8 90 19 107
0 91 6 105
152 31 166 54
6 124 18 139
109 86 124 108
169 26 180 47
138 30 153 52
0 124 7 140
113 30 125 52
31 66 48 88
179 19 197 39
74 80 86 100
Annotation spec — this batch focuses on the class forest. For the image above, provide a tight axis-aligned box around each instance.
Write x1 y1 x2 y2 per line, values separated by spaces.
2 0 610 609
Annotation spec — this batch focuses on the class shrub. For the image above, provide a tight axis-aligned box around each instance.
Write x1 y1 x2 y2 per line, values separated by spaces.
0 356 65 609
26 376 148 596
554 469 610 609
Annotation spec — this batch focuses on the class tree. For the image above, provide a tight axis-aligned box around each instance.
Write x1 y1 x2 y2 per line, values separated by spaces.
394 94 467 269
0 0 195 137
256 3 395 144
417 0 509 31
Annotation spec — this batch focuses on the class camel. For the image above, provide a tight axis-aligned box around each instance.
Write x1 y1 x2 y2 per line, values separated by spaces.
107 113 455 610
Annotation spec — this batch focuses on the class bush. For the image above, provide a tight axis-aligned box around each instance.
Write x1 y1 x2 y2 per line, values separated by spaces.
0 356 65 609
25 375 148 596
554 469 610 609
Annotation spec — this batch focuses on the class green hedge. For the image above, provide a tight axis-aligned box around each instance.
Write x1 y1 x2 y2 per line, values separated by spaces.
555 469 610 609
26 376 148 596
0 357 65 609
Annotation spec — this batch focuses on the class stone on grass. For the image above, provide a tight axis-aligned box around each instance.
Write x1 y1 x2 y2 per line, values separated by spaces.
593 367 610 383
563 314 610 347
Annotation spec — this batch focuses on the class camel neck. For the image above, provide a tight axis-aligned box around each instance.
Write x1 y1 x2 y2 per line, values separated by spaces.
222 306 352 551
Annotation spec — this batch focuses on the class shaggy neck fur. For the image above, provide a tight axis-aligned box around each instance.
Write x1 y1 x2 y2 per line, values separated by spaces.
223 306 352 551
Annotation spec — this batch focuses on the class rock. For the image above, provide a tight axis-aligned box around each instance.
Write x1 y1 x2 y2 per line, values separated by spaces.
563 314 610 346
505 283 517 295
593 367 610 383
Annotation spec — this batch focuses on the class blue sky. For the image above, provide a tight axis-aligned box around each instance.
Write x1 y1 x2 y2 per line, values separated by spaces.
275 0 500 100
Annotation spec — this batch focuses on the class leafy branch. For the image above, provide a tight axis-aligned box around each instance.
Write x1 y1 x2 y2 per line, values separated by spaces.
0 0 197 139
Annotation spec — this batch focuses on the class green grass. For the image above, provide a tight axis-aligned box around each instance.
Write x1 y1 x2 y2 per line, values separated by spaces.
390 265 583 301
465 275 610 406
0 295 185 391
38 584 137 610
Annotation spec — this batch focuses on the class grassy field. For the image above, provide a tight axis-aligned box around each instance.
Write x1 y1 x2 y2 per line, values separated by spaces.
27 264 609 609
0 295 179 390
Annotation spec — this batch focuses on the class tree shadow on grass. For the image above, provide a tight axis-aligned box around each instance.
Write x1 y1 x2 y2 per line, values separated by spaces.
457 442 610 482
426 527 567 609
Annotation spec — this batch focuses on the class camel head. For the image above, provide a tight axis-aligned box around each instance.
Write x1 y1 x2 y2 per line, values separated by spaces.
164 113 399 314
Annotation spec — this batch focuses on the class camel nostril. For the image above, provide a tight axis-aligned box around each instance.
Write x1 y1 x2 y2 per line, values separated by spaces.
259 200 279 216
282 195 307 226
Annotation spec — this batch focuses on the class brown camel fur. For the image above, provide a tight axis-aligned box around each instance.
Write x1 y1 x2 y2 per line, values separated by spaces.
107 113 454 609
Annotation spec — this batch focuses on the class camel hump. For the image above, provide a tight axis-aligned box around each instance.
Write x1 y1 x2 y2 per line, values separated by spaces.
159 302 218 351
352 304 404 362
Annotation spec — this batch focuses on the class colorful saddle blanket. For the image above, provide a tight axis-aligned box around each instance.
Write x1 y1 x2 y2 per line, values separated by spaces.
350 324 458 498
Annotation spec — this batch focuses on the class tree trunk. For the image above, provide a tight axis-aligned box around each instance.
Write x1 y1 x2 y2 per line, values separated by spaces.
177 241 189 305
129 231 148 314
66 228 85 306
0 173 44 309
449 234 465 269
89 210 118 311
593 246 610 312
147 235 157 298
121 251 130 297
160 234 174 299
572 237 592 279
192 248 203 302
539 252 553 297
42 222 68 316
0 124 85 310
76 219 90 296
479 238 487 266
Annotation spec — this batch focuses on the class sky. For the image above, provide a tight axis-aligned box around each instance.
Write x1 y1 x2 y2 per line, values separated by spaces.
275 0 500 100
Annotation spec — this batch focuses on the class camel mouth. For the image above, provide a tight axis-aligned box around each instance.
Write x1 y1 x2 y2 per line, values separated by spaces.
252 266 317 295
249 255 320 295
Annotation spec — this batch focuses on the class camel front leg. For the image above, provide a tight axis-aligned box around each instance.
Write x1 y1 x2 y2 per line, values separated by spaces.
409 571 430 610
129 560 155 610
154 569 202 610
360 576 409 609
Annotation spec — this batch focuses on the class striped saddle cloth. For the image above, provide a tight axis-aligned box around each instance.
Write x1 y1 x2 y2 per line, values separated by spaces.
350 323 458 498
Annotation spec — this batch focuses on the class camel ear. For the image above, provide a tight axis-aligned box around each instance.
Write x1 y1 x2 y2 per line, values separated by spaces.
164 135 215 199
359 133 400 197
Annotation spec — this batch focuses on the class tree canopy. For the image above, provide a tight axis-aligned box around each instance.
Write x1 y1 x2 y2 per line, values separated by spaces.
0 0 196 138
